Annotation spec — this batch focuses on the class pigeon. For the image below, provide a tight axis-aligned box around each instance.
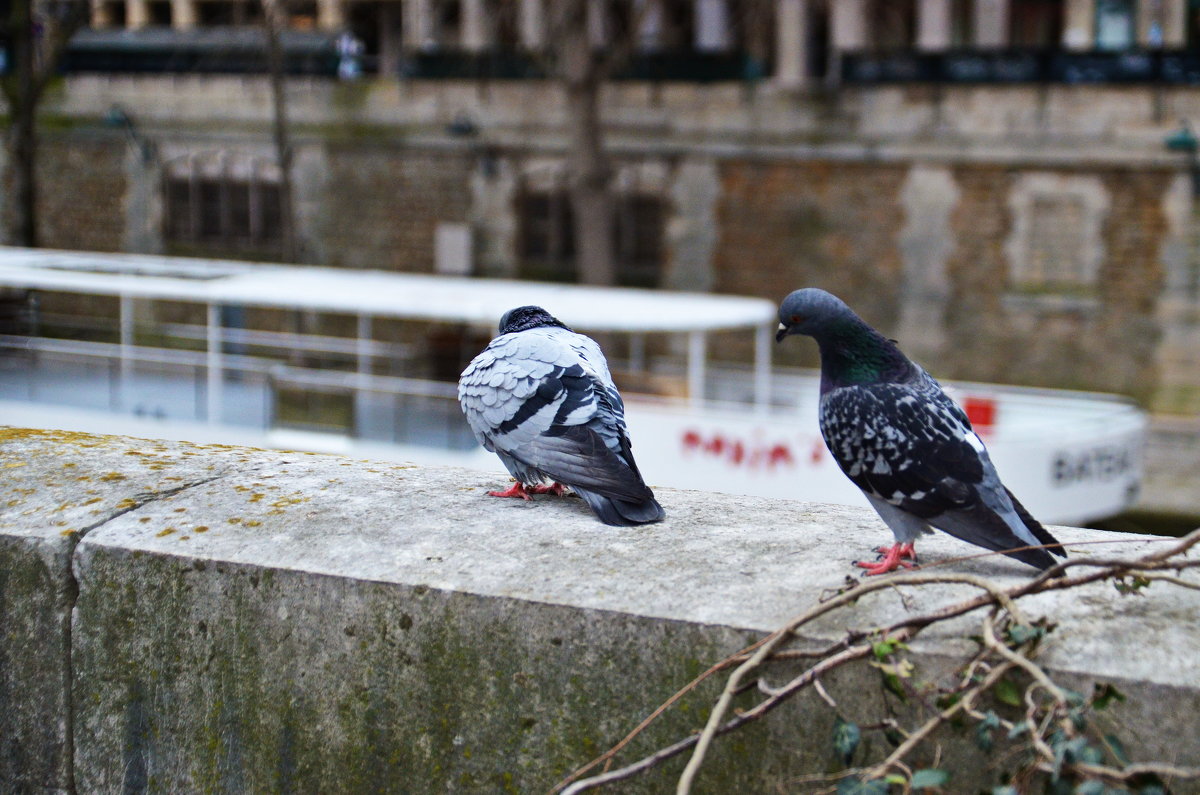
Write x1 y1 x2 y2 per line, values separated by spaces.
458 305 665 526
775 288 1066 575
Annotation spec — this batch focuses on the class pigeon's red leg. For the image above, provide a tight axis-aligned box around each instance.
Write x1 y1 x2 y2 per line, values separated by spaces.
870 543 917 561
855 542 918 575
487 482 534 500
528 482 567 496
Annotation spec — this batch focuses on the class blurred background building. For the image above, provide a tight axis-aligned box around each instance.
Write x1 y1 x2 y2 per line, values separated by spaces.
2 0 1199 416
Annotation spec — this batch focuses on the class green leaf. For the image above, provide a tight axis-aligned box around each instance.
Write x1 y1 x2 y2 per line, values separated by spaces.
911 768 950 789
881 671 908 701
1079 744 1105 765
976 710 1000 752
1103 733 1130 766
832 718 861 766
885 774 908 785
1092 683 1126 711
837 776 889 795
1114 575 1151 596
1073 781 1105 795
1007 721 1030 740
872 638 896 660
1006 623 1045 646
994 677 1022 707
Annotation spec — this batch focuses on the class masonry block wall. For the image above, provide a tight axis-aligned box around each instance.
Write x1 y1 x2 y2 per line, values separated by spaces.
22 125 1180 404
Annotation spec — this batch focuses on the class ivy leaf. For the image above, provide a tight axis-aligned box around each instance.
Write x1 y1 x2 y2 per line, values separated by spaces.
1102 733 1130 766
994 677 1022 707
976 710 1000 752
1079 744 1105 765
1005 623 1045 646
1007 721 1030 740
1114 575 1151 596
871 636 907 660
911 768 950 790
832 718 861 766
1092 683 1126 711
836 776 888 795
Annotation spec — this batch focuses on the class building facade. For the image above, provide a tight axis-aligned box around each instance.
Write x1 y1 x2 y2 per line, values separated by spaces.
8 0 1200 409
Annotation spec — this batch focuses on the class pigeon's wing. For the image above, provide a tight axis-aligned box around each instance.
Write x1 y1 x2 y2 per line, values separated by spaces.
459 329 656 504
821 380 1060 568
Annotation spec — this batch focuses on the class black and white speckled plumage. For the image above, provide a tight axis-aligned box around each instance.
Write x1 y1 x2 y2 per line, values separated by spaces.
458 306 664 526
777 288 1065 570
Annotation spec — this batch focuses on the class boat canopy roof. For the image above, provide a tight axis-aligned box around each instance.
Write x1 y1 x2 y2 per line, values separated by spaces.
0 247 776 334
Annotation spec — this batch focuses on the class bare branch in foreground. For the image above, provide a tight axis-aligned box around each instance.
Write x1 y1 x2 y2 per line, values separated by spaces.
554 530 1200 794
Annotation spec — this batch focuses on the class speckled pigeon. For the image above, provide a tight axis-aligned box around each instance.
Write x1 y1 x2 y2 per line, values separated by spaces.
458 305 665 526
775 288 1066 574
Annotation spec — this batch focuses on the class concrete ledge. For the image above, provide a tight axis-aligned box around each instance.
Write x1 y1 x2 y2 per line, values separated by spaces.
2 427 1199 792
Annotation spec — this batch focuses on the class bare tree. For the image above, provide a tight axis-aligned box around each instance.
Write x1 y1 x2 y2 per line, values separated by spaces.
260 0 299 262
545 0 621 287
1 0 89 246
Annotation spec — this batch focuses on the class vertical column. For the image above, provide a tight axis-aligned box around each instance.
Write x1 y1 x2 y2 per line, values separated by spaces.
170 0 197 30
687 330 707 406
775 0 808 88
378 2 401 76
206 303 223 425
636 0 664 52
695 0 730 51
317 0 345 31
831 0 867 51
126 0 151 29
973 0 1010 47
754 323 771 412
519 0 545 50
1160 0 1187 47
1063 0 1096 50
461 0 488 50
917 0 952 50
119 295 134 411
91 0 114 28
1139 0 1177 46
587 0 607 47
404 0 437 51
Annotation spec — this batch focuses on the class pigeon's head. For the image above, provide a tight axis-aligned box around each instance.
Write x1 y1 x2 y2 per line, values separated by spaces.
775 288 853 343
498 305 572 335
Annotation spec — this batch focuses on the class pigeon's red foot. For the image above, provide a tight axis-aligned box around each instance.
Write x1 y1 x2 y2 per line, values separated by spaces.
855 542 918 576
528 482 567 497
487 482 535 501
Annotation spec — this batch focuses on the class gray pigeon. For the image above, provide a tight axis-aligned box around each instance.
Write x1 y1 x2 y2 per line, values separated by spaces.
458 305 665 526
775 288 1066 574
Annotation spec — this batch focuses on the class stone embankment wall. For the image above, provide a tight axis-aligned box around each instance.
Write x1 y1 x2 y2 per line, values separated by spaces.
2 427 1198 793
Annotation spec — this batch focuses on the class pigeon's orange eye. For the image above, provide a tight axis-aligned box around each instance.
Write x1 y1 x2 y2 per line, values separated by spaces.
790 314 802 323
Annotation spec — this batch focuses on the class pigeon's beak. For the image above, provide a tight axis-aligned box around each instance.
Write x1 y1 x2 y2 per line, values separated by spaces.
775 322 790 343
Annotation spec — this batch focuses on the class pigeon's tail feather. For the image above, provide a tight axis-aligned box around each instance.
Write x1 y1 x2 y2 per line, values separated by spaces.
1007 488 1067 558
573 486 665 526
931 503 1061 570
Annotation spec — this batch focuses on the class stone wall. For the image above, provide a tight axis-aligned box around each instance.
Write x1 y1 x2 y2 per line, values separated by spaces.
14 79 1191 405
2 428 1199 793
314 143 475 271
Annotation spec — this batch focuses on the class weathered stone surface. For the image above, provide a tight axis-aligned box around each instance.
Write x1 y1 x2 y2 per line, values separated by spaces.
0 428 253 793
2 427 1200 792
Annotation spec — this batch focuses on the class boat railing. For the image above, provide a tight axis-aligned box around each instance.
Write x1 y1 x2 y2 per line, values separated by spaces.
0 334 475 450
